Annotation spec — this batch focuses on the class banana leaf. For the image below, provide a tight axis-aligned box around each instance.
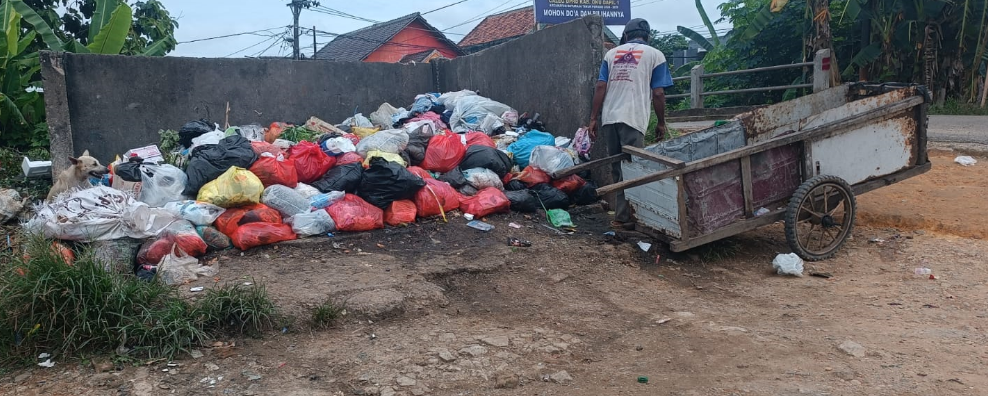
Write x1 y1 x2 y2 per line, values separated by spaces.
87 3 132 54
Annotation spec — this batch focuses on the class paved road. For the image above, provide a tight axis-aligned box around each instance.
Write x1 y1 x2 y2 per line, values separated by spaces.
671 115 988 144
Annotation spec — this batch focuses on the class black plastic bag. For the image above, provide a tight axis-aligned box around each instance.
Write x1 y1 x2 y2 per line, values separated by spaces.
506 190 540 213
114 157 145 182
357 157 426 209
312 163 363 193
571 181 600 206
458 185 478 197
405 133 431 166
530 183 570 210
504 180 527 191
459 145 512 177
182 135 258 196
178 119 213 148
438 167 468 189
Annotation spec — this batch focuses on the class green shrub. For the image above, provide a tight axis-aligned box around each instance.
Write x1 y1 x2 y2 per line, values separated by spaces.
311 299 346 329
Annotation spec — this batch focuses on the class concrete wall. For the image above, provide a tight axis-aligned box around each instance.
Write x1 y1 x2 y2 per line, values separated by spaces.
42 52 433 166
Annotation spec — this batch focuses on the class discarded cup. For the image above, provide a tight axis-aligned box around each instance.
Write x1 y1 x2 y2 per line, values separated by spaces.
464 214 475 221
914 268 932 275
603 231 616 236
508 238 532 247
467 220 494 232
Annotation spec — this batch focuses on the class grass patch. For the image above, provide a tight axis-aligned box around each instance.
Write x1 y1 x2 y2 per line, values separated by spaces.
311 298 346 329
0 235 277 365
930 99 988 116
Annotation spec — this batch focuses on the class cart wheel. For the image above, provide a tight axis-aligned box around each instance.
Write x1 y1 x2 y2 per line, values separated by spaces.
785 175 856 261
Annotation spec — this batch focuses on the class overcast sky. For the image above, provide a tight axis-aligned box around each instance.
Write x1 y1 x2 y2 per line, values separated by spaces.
167 0 730 58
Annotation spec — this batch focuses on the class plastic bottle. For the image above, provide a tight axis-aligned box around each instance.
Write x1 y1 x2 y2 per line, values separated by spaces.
467 220 494 232
914 268 932 275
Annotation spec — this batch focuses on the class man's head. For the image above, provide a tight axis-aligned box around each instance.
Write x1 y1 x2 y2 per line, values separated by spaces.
621 18 651 44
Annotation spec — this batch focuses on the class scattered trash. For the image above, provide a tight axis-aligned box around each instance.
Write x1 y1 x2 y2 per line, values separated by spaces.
637 241 652 252
546 209 574 228
914 268 932 275
603 231 616 236
190 287 204 292
656 318 672 325
954 156 977 166
869 238 885 243
809 272 833 279
463 213 475 221
754 207 770 217
467 220 494 232
772 253 804 277
38 359 55 368
38 353 50 359
508 238 532 247
637 376 649 384
508 222 522 229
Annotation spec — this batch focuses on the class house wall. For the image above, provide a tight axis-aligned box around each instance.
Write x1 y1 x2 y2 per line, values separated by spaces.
364 21 460 63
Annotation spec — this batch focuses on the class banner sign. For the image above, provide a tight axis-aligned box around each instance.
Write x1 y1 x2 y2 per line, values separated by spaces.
534 0 632 25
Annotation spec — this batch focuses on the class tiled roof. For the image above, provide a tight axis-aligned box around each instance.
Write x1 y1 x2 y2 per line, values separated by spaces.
400 49 439 63
316 13 462 62
458 7 535 47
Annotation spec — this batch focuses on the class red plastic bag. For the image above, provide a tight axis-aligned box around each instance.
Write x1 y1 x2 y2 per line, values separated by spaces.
342 133 360 146
265 122 287 143
465 132 496 148
551 174 587 194
250 157 299 188
407 166 433 179
327 194 384 232
460 187 510 218
516 166 551 187
336 151 364 166
230 222 296 250
214 203 282 237
385 200 417 226
414 178 461 218
137 221 208 264
290 141 336 183
251 141 285 157
420 133 466 173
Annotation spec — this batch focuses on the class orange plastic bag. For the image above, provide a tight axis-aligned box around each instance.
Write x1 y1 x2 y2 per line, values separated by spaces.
551 174 587 194
336 152 364 166
465 132 496 148
290 141 336 184
516 166 551 187
231 222 296 250
407 166 433 179
420 133 466 173
460 187 510 218
264 122 287 143
414 178 460 218
326 194 384 232
385 200 418 226
214 203 282 237
250 157 299 188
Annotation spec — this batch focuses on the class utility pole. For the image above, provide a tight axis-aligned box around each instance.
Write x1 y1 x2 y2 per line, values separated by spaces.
288 1 320 60
313 25 317 59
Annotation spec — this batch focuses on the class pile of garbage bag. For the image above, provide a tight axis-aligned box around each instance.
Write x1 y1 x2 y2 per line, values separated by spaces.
25 89 599 285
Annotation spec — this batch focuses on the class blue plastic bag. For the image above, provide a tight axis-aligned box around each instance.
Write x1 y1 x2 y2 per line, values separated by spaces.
508 130 555 168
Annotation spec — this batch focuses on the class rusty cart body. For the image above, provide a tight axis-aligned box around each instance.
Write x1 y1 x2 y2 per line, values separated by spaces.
558 83 932 260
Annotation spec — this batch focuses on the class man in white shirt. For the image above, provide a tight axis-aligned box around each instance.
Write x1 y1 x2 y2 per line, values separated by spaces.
588 18 674 230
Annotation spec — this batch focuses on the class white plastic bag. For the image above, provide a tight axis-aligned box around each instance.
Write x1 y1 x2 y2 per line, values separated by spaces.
437 90 477 108
343 113 373 128
287 209 336 237
190 130 225 150
162 200 226 226
449 95 514 133
772 253 804 277
294 183 321 199
955 156 978 166
157 244 219 286
463 168 504 190
529 145 576 175
356 129 409 157
27 186 177 242
261 185 310 217
138 164 188 207
236 124 265 141
369 103 400 128
322 137 357 155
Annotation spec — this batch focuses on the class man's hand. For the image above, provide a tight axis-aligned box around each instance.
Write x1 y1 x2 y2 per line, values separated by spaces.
587 119 598 141
655 123 667 141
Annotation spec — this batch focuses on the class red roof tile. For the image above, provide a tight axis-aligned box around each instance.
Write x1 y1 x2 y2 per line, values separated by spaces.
458 7 535 47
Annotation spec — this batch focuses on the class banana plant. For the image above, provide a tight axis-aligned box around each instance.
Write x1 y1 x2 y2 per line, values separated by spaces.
677 0 722 51
0 3 43 142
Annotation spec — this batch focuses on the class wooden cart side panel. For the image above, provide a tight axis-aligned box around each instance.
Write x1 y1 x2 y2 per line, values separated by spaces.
623 161 682 238
811 115 917 186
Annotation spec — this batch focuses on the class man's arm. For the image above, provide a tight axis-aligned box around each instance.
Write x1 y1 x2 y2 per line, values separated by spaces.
589 81 608 140
652 87 666 140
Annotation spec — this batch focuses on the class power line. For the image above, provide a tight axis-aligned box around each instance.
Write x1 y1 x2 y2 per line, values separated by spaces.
224 30 287 58
179 27 287 44
442 0 528 32
422 0 473 15
253 32 290 58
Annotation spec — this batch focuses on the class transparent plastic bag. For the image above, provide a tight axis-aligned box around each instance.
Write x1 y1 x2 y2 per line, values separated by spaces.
449 95 513 133
310 191 345 209
138 164 188 208
261 185 311 217
343 113 373 128
463 168 504 190
162 200 226 226
356 129 409 157
529 145 575 175
157 245 216 286
294 183 321 199
772 253 804 277
287 209 336 237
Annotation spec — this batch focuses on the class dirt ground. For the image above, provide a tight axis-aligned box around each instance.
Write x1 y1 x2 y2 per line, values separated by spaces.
3 150 987 396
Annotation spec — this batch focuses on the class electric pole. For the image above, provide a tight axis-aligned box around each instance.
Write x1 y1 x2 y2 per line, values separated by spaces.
313 25 317 59
288 1 320 60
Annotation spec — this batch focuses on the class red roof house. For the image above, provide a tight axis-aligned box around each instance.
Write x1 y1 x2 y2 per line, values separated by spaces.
458 7 620 54
316 13 464 63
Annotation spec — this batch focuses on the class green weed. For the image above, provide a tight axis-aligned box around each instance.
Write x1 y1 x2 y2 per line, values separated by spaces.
311 299 346 329
194 280 275 336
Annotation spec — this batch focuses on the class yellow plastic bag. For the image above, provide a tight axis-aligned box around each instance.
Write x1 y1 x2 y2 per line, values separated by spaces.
352 126 381 139
197 167 263 208
363 150 407 167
